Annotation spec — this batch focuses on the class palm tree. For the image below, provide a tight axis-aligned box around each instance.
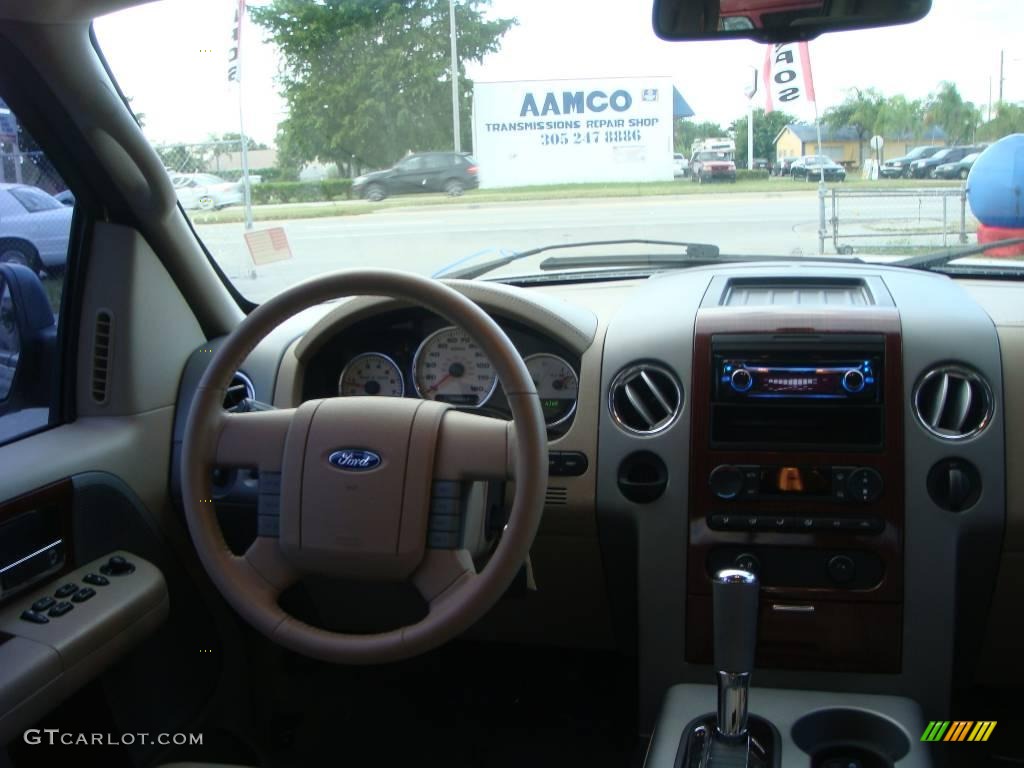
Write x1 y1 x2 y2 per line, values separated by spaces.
925 82 981 144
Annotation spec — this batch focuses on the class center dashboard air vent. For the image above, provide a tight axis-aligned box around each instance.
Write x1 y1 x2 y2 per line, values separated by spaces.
609 363 682 434
913 364 993 440
223 371 255 411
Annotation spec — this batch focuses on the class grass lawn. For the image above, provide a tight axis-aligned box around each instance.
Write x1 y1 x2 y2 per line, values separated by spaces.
189 177 963 225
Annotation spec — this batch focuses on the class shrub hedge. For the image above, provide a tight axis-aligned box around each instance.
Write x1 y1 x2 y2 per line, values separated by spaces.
735 169 771 181
248 179 353 204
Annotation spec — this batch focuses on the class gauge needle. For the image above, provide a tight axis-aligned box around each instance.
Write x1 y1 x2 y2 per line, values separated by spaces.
426 373 452 394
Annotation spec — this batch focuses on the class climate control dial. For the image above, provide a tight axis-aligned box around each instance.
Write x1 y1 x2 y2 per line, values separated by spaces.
709 465 745 499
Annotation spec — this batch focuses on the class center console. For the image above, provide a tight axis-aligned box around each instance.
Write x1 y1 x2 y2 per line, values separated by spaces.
687 290 905 674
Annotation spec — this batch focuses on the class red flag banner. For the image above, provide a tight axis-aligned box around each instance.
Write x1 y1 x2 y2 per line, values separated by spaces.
763 42 816 113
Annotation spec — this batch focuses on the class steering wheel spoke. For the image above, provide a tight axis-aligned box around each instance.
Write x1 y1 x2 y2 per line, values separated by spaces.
216 408 294 471
413 548 477 603
434 410 516 481
244 535 300 595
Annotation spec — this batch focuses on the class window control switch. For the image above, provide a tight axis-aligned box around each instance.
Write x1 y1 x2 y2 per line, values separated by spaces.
47 601 73 617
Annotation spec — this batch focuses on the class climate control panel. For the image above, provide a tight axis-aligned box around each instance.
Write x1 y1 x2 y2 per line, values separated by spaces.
709 464 883 504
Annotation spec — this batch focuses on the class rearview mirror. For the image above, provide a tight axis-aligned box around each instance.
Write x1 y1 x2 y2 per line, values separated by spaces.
652 0 932 43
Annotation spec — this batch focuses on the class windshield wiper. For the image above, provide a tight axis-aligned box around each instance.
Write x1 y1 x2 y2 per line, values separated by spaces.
432 239 719 280
894 238 1024 270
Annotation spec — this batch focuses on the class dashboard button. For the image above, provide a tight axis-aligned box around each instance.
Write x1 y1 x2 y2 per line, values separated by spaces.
559 452 588 476
20 610 49 624
796 517 817 532
54 583 78 598
82 573 109 586
72 588 96 603
770 516 794 531
548 452 564 475
708 514 735 531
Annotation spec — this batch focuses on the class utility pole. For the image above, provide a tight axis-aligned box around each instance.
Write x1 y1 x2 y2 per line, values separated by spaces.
999 49 1005 110
449 0 461 153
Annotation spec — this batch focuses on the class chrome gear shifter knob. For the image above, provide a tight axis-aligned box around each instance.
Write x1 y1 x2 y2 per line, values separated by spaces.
712 568 760 740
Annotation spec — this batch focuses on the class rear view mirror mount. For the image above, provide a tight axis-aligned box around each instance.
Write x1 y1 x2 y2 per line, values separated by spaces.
652 0 932 44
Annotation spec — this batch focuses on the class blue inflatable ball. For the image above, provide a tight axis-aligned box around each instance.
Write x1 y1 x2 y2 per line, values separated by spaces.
967 134 1024 228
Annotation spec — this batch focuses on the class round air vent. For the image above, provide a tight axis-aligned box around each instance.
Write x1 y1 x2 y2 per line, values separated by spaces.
223 371 255 411
913 364 993 440
608 363 682 434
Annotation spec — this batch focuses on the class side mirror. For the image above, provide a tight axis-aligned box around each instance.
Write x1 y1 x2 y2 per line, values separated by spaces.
652 0 931 43
0 264 57 415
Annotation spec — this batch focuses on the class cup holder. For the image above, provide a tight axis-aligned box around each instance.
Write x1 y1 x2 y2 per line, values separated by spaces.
792 708 911 767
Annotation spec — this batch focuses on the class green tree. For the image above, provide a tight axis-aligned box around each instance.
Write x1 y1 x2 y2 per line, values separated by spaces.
822 87 884 166
977 102 1024 141
924 81 981 144
674 120 726 155
252 0 515 170
729 108 795 167
875 95 924 140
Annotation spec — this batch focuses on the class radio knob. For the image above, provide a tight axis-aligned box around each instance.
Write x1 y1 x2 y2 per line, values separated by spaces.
841 369 866 393
710 465 744 499
730 368 754 393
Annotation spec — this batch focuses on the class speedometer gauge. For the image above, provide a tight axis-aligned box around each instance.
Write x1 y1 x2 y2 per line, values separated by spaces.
525 353 579 426
413 326 498 407
338 353 405 397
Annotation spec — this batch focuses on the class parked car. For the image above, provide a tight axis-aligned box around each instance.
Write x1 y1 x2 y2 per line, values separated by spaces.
170 173 244 210
673 153 689 178
790 155 847 182
879 145 942 178
0 183 72 273
932 151 982 180
774 157 798 176
54 189 75 206
689 149 736 183
353 152 480 202
908 146 979 179
752 158 770 171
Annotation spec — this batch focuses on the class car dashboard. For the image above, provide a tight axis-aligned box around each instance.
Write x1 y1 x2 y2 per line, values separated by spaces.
171 261 1021 733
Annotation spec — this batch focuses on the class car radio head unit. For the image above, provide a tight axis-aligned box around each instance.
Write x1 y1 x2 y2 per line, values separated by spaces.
714 356 881 401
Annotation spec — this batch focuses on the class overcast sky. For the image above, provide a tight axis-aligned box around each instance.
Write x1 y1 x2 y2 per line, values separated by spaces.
94 0 1024 147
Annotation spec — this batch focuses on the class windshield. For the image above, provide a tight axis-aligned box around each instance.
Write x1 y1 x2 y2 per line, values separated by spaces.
94 0 1024 299
8 186 62 213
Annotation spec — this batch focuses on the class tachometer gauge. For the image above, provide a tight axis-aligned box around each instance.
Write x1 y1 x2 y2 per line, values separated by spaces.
413 326 498 407
525 353 579 426
338 353 405 397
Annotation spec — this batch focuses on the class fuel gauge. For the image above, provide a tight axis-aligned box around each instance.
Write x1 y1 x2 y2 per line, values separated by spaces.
338 353 405 397
525 353 579 427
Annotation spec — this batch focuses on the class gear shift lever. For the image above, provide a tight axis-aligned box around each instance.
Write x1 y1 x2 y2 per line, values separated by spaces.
713 568 760 740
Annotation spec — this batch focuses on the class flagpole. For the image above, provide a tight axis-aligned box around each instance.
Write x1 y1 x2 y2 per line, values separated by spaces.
232 0 253 231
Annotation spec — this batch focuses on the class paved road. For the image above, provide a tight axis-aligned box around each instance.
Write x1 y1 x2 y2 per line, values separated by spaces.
195 190 970 302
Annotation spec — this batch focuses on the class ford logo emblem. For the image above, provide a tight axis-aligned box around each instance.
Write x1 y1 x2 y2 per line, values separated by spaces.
327 449 382 471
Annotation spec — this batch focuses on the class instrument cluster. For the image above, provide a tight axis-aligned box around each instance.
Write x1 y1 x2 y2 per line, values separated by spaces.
304 308 581 431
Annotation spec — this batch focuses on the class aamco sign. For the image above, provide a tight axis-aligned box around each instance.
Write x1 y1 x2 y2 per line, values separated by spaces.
471 77 674 188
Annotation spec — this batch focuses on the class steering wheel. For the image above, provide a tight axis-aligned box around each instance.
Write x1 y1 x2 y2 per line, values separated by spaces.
181 270 547 663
